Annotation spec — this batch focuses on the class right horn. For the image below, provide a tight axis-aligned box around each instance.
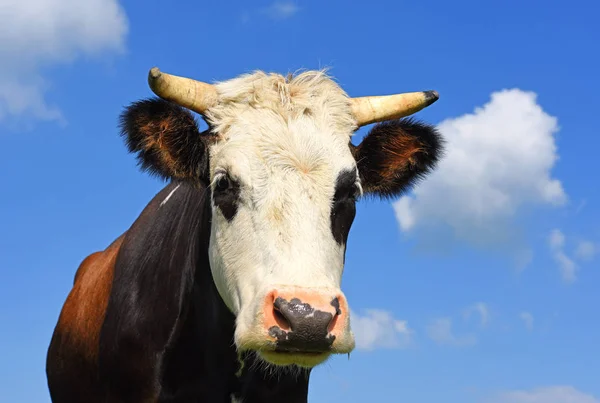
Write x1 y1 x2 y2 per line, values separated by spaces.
350 90 439 127
147 67 219 115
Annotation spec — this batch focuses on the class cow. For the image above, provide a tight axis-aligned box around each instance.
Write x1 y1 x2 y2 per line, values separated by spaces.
46 67 443 402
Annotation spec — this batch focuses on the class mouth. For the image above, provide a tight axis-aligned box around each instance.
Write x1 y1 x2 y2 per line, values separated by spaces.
258 349 332 368
236 333 355 368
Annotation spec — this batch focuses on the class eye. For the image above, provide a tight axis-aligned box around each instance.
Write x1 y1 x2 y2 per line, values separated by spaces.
215 175 230 192
330 183 359 245
337 183 361 202
212 172 241 221
348 183 361 200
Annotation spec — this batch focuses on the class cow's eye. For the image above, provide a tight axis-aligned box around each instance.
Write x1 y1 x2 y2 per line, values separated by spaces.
347 184 360 201
212 172 241 221
215 175 230 192
336 183 361 203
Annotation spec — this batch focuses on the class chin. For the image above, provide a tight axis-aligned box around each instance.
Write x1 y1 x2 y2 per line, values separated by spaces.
258 350 332 368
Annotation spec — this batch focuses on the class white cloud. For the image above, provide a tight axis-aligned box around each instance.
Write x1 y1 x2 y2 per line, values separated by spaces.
0 0 128 123
463 302 489 326
548 229 578 283
485 386 599 403
261 1 300 20
575 240 597 262
393 89 566 248
519 311 534 331
426 317 477 346
350 309 414 351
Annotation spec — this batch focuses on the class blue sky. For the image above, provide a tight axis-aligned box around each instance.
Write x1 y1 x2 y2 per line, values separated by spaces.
1 0 599 402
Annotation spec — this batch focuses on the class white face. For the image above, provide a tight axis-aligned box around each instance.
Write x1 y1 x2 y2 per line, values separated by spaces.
204 71 360 367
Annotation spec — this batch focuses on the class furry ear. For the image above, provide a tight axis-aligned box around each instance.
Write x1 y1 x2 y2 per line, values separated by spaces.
352 118 444 199
119 97 214 182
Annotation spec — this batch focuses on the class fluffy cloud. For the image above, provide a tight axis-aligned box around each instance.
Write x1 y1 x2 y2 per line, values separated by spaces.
393 89 566 248
519 311 534 331
485 386 599 403
0 0 128 123
261 1 300 20
548 229 578 283
426 317 477 347
463 302 489 326
350 309 414 351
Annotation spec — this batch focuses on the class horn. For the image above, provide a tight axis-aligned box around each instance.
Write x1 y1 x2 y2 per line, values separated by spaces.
147 67 219 114
350 91 439 127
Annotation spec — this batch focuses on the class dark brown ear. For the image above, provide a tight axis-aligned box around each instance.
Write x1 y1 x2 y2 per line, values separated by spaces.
352 118 444 199
119 97 214 182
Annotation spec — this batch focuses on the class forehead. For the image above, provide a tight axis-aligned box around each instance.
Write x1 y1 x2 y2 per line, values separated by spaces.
204 70 358 179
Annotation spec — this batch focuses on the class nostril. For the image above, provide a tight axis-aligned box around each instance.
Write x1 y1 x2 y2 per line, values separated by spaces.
273 306 291 331
327 297 342 333
331 297 342 316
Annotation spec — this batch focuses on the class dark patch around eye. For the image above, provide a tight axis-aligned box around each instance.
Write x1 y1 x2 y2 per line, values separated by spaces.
212 174 241 221
330 168 358 245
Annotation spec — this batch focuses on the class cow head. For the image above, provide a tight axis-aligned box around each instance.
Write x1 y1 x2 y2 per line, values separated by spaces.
120 68 443 368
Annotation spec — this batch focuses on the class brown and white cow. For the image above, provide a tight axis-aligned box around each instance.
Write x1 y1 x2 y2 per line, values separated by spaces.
46 67 443 402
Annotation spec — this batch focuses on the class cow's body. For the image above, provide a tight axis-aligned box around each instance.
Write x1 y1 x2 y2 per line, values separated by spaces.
46 69 443 402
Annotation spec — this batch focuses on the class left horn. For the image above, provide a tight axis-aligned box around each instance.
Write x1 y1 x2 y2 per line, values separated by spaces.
350 91 439 127
147 67 219 115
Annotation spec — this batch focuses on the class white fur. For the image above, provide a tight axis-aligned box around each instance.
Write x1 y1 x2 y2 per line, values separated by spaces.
160 183 181 207
204 70 358 362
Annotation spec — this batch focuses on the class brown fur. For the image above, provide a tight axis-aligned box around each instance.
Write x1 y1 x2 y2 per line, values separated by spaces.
136 117 181 177
55 234 125 362
378 135 425 182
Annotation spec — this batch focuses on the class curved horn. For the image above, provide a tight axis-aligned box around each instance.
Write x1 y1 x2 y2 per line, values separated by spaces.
351 91 439 127
147 67 219 115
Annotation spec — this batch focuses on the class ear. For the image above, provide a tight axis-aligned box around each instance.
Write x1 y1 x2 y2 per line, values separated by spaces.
352 118 444 199
119 97 214 182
